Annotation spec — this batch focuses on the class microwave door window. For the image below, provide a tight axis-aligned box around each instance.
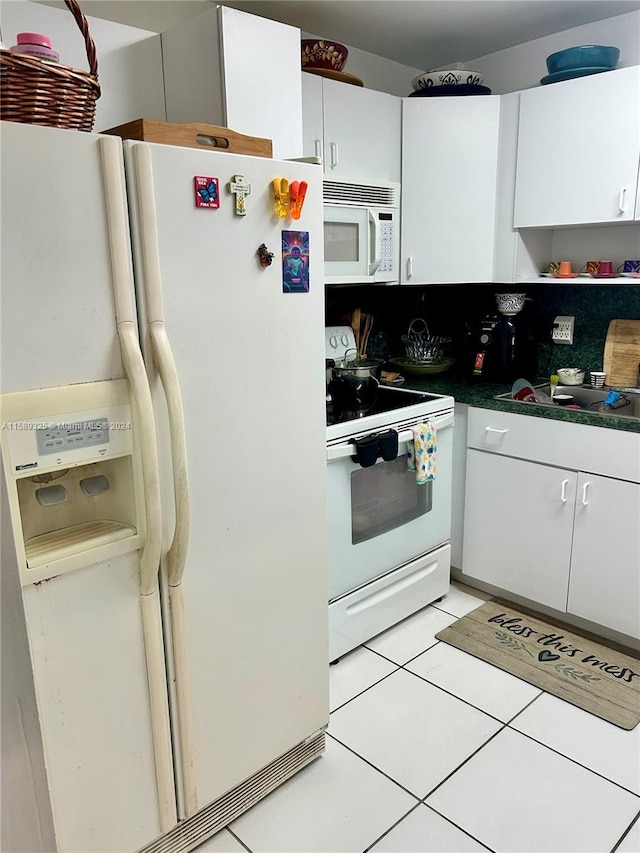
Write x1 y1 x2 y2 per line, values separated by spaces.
325 221 359 262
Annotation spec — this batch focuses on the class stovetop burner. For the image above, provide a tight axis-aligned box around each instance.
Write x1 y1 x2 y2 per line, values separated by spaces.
326 384 454 443
327 387 443 426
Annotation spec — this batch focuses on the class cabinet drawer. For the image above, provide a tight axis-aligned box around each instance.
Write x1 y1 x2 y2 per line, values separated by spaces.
467 408 640 483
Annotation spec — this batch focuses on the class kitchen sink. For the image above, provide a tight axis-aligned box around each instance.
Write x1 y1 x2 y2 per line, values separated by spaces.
495 385 640 420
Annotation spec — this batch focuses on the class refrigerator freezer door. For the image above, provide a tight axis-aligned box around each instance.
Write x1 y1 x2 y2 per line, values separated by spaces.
0 122 127 392
125 142 329 811
1 122 172 851
21 557 163 852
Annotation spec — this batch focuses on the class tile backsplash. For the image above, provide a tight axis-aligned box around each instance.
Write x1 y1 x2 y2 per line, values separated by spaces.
325 283 640 381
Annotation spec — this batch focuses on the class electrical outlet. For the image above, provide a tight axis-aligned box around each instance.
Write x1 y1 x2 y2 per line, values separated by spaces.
552 315 575 345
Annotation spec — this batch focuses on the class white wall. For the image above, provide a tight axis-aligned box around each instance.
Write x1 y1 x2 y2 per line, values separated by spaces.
468 11 640 94
0 0 166 130
302 29 421 97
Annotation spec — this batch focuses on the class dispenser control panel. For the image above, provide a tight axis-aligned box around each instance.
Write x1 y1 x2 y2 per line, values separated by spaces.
3 399 133 475
36 417 110 455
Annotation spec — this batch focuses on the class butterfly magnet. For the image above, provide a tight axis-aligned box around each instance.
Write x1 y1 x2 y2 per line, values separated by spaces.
194 176 220 209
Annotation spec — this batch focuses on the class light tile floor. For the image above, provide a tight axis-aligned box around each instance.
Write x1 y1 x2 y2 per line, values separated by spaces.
198 582 640 853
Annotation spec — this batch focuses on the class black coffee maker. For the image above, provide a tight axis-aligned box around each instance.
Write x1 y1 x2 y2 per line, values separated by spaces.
466 293 537 382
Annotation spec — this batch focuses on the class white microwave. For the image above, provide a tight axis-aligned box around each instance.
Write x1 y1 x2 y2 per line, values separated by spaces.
323 177 400 285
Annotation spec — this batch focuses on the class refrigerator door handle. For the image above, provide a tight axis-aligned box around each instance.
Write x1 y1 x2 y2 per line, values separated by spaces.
132 143 198 818
133 145 191 590
99 138 163 596
99 136 177 832
149 324 191 588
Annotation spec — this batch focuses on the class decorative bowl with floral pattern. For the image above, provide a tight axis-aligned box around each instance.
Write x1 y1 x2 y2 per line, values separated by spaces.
301 39 349 72
411 69 484 90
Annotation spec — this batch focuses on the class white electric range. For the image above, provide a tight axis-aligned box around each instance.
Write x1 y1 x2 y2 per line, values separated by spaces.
325 327 455 661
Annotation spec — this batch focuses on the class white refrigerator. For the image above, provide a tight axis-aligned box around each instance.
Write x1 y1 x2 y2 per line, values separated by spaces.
0 120 328 853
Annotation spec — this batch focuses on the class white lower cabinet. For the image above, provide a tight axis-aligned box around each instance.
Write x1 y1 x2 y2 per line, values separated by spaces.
463 450 576 611
568 473 640 638
462 408 640 640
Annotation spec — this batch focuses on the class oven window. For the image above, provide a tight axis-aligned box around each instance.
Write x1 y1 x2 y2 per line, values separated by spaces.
325 221 360 262
350 455 432 545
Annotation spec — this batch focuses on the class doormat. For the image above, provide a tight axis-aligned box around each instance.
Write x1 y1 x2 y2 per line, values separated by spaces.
435 601 640 729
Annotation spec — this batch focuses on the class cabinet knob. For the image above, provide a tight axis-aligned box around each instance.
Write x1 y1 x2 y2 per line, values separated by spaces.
406 256 413 279
329 142 338 169
561 478 569 503
582 481 591 506
314 138 323 161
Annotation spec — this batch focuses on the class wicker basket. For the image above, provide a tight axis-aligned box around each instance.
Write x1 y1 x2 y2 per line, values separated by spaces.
0 0 100 131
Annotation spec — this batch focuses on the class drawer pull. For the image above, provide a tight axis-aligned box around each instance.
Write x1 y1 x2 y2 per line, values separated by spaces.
561 479 569 503
485 427 508 435
582 481 590 506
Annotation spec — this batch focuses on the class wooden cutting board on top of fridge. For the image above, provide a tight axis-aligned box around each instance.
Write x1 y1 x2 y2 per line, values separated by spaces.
602 319 640 386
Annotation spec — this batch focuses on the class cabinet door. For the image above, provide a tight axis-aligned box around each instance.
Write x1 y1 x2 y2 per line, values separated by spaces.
567 474 640 639
322 80 401 182
301 73 324 162
163 7 303 160
221 7 303 160
401 96 500 284
514 67 640 227
462 450 576 611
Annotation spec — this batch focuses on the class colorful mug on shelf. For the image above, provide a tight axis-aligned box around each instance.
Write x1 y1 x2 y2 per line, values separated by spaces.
595 260 614 276
542 261 560 275
579 261 600 276
617 259 640 274
554 261 577 277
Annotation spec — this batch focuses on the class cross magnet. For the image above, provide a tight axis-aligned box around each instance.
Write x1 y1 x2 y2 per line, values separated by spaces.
226 174 251 216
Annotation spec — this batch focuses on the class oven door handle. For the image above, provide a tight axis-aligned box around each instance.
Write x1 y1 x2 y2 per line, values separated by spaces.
327 411 454 462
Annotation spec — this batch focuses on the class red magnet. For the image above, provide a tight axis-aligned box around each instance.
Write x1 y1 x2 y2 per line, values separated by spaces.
194 176 219 209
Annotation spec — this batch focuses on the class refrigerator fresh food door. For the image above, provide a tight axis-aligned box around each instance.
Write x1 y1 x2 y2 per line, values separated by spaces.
125 141 329 814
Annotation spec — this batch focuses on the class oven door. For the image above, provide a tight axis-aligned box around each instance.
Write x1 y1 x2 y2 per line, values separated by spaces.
326 411 453 600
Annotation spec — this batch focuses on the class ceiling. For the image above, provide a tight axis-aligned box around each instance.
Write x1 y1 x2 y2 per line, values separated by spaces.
37 0 640 69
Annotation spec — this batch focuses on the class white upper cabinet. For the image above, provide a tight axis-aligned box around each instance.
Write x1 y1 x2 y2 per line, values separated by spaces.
0 1 166 131
162 6 303 160
301 75 401 182
514 66 640 228
401 96 501 284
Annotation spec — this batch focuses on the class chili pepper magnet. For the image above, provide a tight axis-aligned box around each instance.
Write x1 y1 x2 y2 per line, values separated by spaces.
289 181 308 220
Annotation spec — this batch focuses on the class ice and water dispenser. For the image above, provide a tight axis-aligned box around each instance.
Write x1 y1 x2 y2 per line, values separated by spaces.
1 380 145 585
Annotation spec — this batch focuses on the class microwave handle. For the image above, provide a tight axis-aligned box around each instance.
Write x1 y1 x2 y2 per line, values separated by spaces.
368 210 381 276
327 411 454 462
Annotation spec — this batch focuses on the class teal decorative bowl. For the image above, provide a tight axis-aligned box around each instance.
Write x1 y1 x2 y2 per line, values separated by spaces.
546 45 620 74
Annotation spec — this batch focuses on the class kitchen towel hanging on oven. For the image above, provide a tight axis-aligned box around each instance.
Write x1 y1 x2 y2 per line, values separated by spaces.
407 421 436 484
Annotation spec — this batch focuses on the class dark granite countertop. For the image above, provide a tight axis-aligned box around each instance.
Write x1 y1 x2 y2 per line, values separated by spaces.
397 375 640 434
